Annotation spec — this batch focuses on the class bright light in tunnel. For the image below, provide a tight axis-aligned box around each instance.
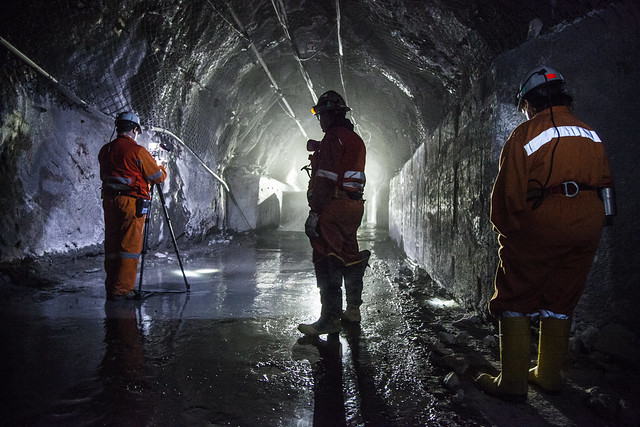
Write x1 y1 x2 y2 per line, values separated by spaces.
173 268 220 278
363 152 387 225
367 191 378 225
427 297 459 308
286 167 302 191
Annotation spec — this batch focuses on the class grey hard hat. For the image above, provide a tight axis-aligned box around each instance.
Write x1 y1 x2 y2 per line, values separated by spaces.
516 65 565 110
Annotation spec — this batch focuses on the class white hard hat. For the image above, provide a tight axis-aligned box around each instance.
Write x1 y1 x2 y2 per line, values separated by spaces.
115 111 142 132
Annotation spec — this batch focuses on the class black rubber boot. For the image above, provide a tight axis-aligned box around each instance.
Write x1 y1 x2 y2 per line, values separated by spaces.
298 257 344 335
342 250 370 322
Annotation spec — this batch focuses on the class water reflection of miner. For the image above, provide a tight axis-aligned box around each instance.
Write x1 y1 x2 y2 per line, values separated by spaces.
341 323 392 425
300 333 347 427
99 302 149 424
299 324 393 426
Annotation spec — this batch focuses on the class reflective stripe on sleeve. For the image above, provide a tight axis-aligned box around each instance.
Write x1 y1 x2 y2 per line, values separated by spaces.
343 181 364 191
524 126 602 156
344 170 365 181
316 169 338 181
107 176 132 185
147 170 163 181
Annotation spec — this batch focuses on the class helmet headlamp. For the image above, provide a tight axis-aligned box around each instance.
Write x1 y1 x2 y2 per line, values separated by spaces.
311 90 351 116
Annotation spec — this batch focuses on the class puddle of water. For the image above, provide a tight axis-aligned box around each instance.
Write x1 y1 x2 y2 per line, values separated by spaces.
0 229 444 425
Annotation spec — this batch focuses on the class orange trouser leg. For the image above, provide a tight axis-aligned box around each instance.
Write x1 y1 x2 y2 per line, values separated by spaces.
112 257 141 295
103 196 145 296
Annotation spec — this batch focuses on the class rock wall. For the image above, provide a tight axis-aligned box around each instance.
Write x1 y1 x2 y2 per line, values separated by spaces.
389 3 640 334
0 88 224 262
0 89 108 261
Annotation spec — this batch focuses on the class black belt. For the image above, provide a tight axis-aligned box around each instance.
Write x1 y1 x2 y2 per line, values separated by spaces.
334 188 363 201
102 189 135 198
526 181 595 201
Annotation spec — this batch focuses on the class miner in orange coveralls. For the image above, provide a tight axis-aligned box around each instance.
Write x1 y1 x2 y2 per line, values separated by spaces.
477 66 615 401
298 91 370 336
98 112 167 301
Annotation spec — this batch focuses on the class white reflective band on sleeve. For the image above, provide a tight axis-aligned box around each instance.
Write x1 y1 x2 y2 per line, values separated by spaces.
343 182 364 190
147 170 163 181
316 169 338 181
344 170 366 181
524 126 602 156
108 176 132 185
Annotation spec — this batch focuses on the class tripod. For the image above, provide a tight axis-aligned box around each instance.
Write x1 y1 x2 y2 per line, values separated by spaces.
138 183 190 293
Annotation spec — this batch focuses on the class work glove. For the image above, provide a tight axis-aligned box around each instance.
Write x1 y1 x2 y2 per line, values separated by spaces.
305 211 320 238
307 139 321 152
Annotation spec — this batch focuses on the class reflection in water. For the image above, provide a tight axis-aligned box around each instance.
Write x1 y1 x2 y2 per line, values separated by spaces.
342 323 393 425
298 324 394 426
4 231 402 424
99 301 149 425
299 333 347 427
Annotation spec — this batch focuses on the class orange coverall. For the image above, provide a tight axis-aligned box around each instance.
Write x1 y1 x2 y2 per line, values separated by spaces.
489 106 613 316
308 123 366 265
98 135 167 297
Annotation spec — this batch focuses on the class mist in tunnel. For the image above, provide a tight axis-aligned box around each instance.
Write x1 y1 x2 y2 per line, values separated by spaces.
1 0 639 325
1 2 640 423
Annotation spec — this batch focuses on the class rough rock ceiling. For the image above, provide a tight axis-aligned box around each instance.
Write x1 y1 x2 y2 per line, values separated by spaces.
0 0 614 190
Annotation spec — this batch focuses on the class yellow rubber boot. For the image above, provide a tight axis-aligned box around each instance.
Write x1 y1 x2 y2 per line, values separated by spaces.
476 316 531 401
528 317 571 393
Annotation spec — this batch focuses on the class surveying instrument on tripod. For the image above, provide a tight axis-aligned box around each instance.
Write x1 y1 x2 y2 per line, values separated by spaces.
138 161 190 295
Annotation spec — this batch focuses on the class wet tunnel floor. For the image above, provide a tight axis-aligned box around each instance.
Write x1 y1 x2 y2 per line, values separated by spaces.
1 229 638 426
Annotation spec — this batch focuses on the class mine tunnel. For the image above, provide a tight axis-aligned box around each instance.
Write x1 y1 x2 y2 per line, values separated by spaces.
1 1 639 425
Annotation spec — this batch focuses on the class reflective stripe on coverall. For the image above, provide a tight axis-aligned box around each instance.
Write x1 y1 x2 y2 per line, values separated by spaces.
309 125 366 265
99 135 167 295
489 106 613 316
98 135 165 199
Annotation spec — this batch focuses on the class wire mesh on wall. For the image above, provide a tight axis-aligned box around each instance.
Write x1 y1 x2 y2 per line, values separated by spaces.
0 0 622 171
0 1 247 163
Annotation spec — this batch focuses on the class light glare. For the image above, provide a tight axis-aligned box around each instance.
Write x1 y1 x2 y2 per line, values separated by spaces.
427 297 458 308
173 268 220 278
